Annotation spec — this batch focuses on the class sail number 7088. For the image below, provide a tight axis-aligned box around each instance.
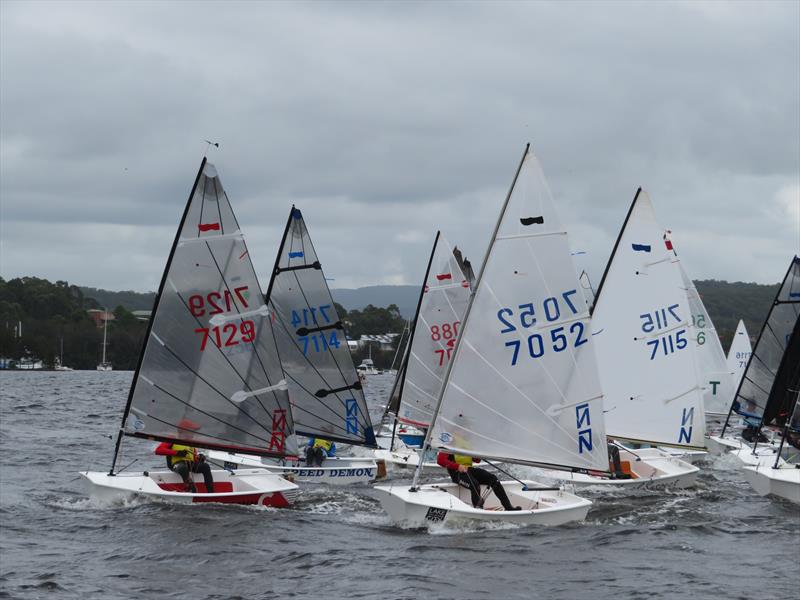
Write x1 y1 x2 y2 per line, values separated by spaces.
497 289 587 366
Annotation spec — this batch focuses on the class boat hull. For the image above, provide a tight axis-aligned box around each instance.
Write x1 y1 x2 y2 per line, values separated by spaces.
374 480 591 528
372 449 441 476
536 448 699 489
741 465 800 504
206 451 380 485
81 468 299 507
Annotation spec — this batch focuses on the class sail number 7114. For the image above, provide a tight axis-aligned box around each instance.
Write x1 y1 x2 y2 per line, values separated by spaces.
497 289 587 366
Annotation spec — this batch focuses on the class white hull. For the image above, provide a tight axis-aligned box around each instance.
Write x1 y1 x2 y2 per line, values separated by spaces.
96 363 113 371
207 451 381 485
728 446 779 467
373 448 441 476
742 464 800 504
375 480 591 528
81 468 299 507
536 448 699 489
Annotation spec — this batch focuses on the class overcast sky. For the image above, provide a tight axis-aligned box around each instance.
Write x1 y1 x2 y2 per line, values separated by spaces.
1 1 798 293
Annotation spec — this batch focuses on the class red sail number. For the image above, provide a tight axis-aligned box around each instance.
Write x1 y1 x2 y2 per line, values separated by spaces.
195 320 256 350
188 286 250 317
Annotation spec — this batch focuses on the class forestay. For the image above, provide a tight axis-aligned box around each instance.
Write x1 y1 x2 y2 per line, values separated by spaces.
591 190 706 449
268 207 377 447
429 147 609 472
727 320 752 390
122 160 298 458
677 255 735 416
397 233 472 428
732 256 800 423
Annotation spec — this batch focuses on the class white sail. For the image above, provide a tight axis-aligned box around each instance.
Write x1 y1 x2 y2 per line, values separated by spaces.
125 160 298 458
578 270 595 311
268 207 376 446
727 319 752 389
397 233 472 428
677 257 736 416
591 190 706 449
429 148 609 472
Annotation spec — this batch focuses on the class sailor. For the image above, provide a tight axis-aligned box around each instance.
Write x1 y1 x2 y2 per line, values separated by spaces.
155 442 214 493
305 438 336 467
436 451 521 511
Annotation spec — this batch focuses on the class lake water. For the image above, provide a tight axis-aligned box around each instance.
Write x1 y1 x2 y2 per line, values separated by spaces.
0 371 797 599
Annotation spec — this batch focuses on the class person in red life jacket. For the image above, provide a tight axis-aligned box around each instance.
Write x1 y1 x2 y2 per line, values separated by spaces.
305 438 336 466
437 452 521 511
155 443 214 493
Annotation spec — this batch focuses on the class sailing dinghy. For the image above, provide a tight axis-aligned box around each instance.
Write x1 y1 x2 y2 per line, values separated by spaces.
208 207 379 484
81 160 299 507
727 319 752 390
712 257 800 460
376 146 608 527
538 189 701 487
374 232 472 476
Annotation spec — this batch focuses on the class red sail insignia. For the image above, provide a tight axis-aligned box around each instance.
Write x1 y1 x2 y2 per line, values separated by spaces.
198 223 221 232
435 273 452 281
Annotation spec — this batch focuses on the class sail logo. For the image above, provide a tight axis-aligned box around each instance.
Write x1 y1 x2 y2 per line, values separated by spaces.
269 409 287 452
709 380 720 395
345 399 359 435
678 407 694 444
575 403 593 453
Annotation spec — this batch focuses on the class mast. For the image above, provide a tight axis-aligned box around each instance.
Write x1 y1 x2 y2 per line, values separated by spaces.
108 158 207 475
410 144 529 491
591 188 641 315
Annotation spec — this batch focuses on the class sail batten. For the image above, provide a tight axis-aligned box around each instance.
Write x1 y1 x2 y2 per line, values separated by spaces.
268 207 377 447
426 147 610 472
120 161 298 461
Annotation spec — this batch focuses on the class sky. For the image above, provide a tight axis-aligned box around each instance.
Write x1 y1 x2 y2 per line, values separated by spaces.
1 0 798 292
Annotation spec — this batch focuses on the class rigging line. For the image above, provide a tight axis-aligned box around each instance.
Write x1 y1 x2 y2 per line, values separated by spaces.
133 412 277 453
282 370 364 436
271 304 371 432
197 172 206 239
204 240 280 417
480 281 576 411
288 268 371 430
155 335 275 434
135 379 273 443
447 373 586 457
436 414 596 469
213 175 225 236
296 221 371 406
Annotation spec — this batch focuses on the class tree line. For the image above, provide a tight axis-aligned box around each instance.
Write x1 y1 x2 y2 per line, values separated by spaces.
0 276 780 370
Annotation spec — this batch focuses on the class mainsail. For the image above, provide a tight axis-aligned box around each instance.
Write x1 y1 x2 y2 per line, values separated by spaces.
394 232 472 429
428 146 610 472
727 319 752 389
116 160 298 463
267 207 377 447
729 256 800 424
591 189 706 449
676 255 735 416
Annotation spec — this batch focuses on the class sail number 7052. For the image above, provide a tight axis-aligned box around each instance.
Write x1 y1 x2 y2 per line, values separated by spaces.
497 289 587 366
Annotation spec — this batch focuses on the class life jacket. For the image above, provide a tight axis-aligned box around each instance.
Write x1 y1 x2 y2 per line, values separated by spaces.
168 444 197 468
453 454 473 467
313 439 333 453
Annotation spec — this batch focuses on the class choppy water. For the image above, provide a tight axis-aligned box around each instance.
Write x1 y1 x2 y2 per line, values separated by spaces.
0 371 798 600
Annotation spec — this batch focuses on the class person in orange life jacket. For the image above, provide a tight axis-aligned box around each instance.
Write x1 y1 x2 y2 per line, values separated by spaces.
437 452 521 511
305 438 336 467
155 442 214 493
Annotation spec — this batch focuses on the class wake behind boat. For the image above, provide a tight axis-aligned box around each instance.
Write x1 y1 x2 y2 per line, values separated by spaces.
81 159 300 507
